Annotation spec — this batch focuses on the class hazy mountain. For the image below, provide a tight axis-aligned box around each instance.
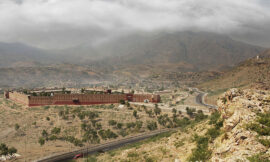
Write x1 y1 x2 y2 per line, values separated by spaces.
94 31 264 71
0 42 59 67
0 31 266 88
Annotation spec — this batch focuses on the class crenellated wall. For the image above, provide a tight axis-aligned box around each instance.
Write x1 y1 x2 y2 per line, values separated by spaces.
6 91 160 107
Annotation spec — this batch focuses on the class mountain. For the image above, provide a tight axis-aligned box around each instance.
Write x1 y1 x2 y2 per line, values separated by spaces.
93 31 264 71
0 31 265 88
0 42 58 67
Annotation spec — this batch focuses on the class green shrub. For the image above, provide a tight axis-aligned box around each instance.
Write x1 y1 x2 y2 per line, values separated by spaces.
247 153 270 162
42 130 48 138
126 122 136 129
258 139 270 148
188 135 211 162
116 123 123 129
38 137 45 146
51 127 61 134
14 123 20 130
133 110 138 118
108 120 117 126
147 121 157 131
174 139 185 148
98 129 118 140
186 107 196 117
209 111 221 124
127 152 138 158
247 123 270 136
206 128 221 140
118 129 128 137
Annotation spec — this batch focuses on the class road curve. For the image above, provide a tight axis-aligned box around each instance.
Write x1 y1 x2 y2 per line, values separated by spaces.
194 89 217 109
34 129 173 162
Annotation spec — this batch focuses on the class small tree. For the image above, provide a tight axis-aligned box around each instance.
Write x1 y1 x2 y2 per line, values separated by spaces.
0 143 8 156
108 120 117 126
172 108 177 114
38 137 45 146
14 124 20 131
116 123 123 129
51 127 61 134
42 130 48 138
119 100 125 105
133 110 138 118
8 147 17 155
154 105 161 116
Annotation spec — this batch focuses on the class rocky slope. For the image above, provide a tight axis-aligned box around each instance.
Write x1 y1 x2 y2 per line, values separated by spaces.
212 88 270 161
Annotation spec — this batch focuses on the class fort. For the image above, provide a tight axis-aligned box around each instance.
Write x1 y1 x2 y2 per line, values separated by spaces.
4 89 160 107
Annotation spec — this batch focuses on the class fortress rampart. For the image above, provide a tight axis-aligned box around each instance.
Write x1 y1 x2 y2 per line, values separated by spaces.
4 91 160 107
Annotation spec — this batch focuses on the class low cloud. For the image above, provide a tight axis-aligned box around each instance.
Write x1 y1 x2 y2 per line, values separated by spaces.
0 0 269 48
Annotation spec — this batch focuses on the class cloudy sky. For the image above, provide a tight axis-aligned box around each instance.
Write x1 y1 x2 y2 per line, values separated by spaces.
0 0 269 49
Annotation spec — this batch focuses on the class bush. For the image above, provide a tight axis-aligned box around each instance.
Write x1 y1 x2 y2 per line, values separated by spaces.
118 129 128 137
174 139 185 148
154 105 161 115
120 99 125 105
126 122 136 129
133 110 138 118
14 124 20 130
46 117 50 121
48 135 57 141
135 121 143 130
42 130 48 138
0 143 8 156
195 111 208 122
158 114 173 128
82 129 100 144
188 135 211 162
51 127 61 134
116 123 123 129
209 111 221 125
206 128 221 140
38 137 45 146
0 144 17 156
174 117 191 128
172 108 177 114
247 153 270 162
108 120 117 126
258 139 270 148
186 107 196 117
7 147 17 155
147 121 157 131
98 129 118 140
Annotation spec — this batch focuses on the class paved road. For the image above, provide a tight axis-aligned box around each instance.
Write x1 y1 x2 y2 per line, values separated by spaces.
193 89 217 109
34 129 173 162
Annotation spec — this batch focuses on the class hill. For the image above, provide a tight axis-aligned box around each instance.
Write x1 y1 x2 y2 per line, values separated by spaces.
198 49 270 104
0 64 109 88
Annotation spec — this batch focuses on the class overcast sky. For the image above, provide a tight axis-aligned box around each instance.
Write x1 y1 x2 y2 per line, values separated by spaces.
0 0 269 49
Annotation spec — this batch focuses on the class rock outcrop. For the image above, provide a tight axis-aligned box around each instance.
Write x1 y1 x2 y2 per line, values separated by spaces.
211 88 270 161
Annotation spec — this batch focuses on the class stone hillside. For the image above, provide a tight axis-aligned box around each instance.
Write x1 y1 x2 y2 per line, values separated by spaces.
212 88 270 161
